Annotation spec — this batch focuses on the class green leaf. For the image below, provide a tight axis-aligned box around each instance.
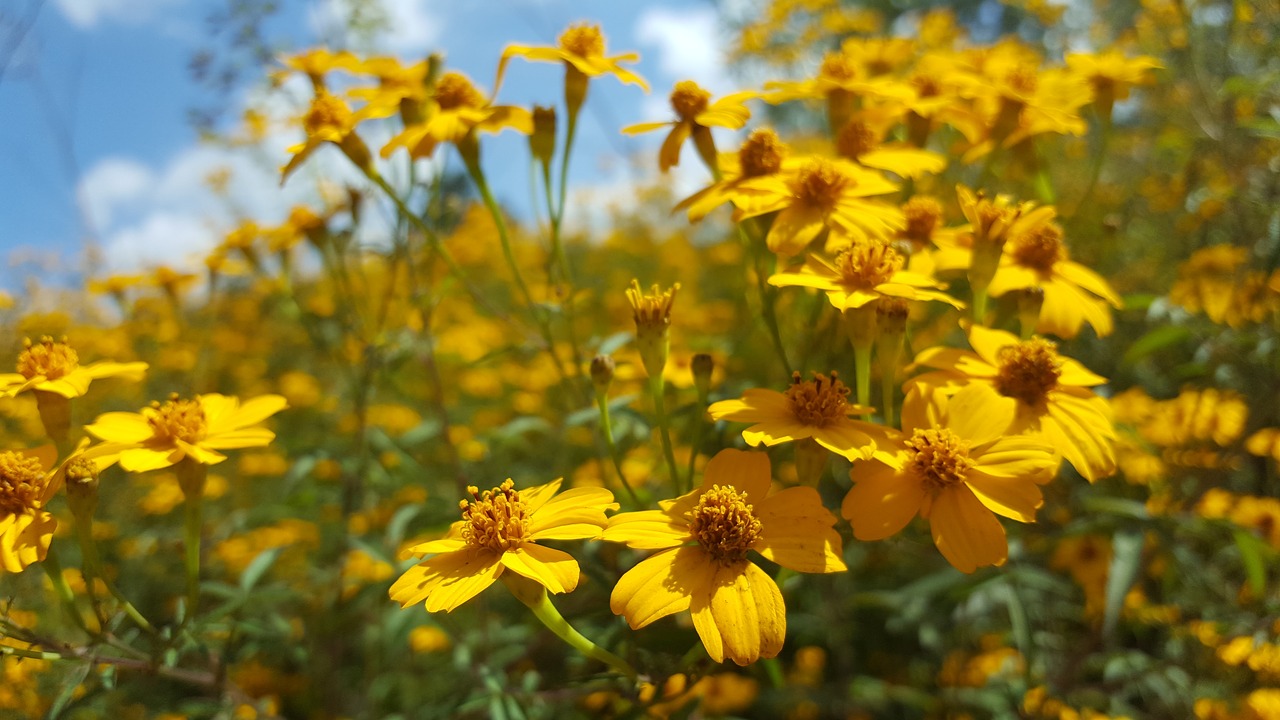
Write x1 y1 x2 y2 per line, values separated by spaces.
597 331 633 356
1121 293 1159 311
1103 528 1145 641
1233 528 1268 598
1122 325 1191 366
240 546 284 592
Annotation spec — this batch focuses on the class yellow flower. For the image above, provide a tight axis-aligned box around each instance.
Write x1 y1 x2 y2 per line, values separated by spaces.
85 393 288 472
602 449 846 665
280 89 375 183
498 23 648 111
1168 245 1249 323
1065 50 1161 121
346 55 432 123
389 479 617 612
707 372 879 461
0 446 59 572
622 81 753 172
676 128 793 221
768 238 962 311
0 336 146 399
907 326 1117 481
843 386 1058 573
834 118 946 179
734 157 903 256
381 71 532 161
276 48 360 88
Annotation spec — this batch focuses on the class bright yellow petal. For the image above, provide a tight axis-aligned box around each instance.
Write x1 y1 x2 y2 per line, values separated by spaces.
700 448 772 504
699 561 786 666
928 485 1007 574
528 486 618 540
422 549 504 613
755 487 846 573
499 544 579 594
945 384 1017 446
209 394 288 433
1043 393 1117 482
706 388 792 424
843 461 924 541
766 203 827 255
517 478 564 514
0 511 54 572
202 429 276 450
621 120 674 135
610 546 710 629
85 412 155 444
601 510 691 550
967 325 1020 368
82 360 148 382
118 446 182 473
658 122 691 172
971 435 1059 480
964 468 1046 524
811 420 877 461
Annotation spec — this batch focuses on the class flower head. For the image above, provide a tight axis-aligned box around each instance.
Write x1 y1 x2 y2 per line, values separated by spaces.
381 71 532 161
498 23 648 111
675 128 792 221
621 81 752 172
85 393 288 472
602 450 845 665
390 478 617 612
0 337 147 399
768 239 962 311
0 446 58 573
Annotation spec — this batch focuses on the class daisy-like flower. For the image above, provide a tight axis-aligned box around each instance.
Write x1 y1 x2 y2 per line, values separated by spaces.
622 80 752 172
498 23 647 112
602 449 846 666
676 128 794 222
1064 50 1160 122
906 325 1117 482
280 89 375 183
274 48 360 89
381 71 532 161
0 337 146 400
768 238 962 312
834 117 946 180
843 386 1058 573
892 195 968 275
390 479 617 612
84 393 288 473
707 372 878 461
347 55 432 124
762 50 911 131
735 157 904 256
0 446 59 573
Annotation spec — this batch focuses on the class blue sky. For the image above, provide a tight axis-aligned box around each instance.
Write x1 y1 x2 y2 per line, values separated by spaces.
0 0 740 284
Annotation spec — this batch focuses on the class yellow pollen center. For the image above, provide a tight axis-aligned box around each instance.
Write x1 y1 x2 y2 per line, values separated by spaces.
819 53 858 83
911 74 941 97
304 92 351 136
688 484 763 564
626 280 679 332
558 24 605 58
784 371 850 427
670 81 710 121
1010 226 1066 272
0 452 46 515
834 240 904 288
148 395 208 445
434 73 486 110
901 196 943 243
459 479 529 552
791 159 850 211
994 338 1063 406
1006 67 1039 95
16 336 79 380
836 121 878 159
738 129 786 178
905 428 973 494
66 458 99 485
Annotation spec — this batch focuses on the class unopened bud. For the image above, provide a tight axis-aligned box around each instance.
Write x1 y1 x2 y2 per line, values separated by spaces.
1016 287 1045 339
691 353 714 400
530 105 557 167
590 355 615 394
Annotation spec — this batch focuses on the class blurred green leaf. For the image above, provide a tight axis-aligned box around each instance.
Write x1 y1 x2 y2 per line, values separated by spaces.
240 546 284 592
1233 528 1268 597
1103 529 1145 641
1122 326 1191 366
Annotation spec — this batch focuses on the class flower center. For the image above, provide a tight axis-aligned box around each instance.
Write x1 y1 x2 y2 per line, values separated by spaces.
900 196 943 245
558 24 605 58
994 338 1063 406
688 484 763 565
434 72 486 111
626 280 679 332
836 121 878 159
790 158 850 211
833 240 904 288
0 451 46 515
459 479 529 552
670 80 710 121
304 92 351 136
911 74 941 97
147 395 208 445
16 336 79 380
966 191 1022 248
66 458 100 486
1005 66 1039 95
819 52 858 83
1010 225 1066 272
904 428 974 494
784 371 850 427
738 128 787 178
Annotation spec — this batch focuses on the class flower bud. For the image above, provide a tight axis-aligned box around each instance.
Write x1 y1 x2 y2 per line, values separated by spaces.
530 105 557 167
626 280 679 380
691 353 714 400
590 355 615 395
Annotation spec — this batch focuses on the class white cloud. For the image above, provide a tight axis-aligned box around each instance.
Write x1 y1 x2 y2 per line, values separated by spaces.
80 158 152 229
634 5 733 122
53 0 182 29
308 0 441 57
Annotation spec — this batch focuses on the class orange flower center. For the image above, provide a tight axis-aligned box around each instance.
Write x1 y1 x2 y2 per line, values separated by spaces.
994 338 1063 406
966 192 1021 248
148 395 208 445
785 371 850 427
433 72 486 111
836 121 877 159
304 92 352 136
0 451 45 515
1005 66 1039 95
790 158 850 212
1010 225 1066 272
911 74 941 97
819 52 858 83
833 240 904 288
558 24 605 58
904 428 973 494
689 484 763 565
626 280 679 332
738 128 787 178
670 80 710 121
460 479 529 552
900 195 943 244
16 336 78 380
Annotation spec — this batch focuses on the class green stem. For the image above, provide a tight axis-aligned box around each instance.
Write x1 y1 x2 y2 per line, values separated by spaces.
42 546 89 636
853 343 873 410
1070 115 1112 218
596 392 641 507
649 375 682 493
553 108 580 231
510 580 636 680
183 496 202 620
972 287 990 325
740 223 791 376
684 398 707 491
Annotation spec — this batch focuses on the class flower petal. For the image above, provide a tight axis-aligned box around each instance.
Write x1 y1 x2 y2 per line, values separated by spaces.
85 412 154 444
601 510 691 549
700 449 772 505
696 561 786 666
527 486 618 540
928 485 1007 573
843 460 924 541
610 546 710 629
755 487 846 573
499 544 580 594
766 203 827 255
945 384 1017 446
0 511 54 572
118 446 183 473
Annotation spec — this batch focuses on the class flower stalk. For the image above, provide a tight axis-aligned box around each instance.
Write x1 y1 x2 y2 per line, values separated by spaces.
505 575 637 681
